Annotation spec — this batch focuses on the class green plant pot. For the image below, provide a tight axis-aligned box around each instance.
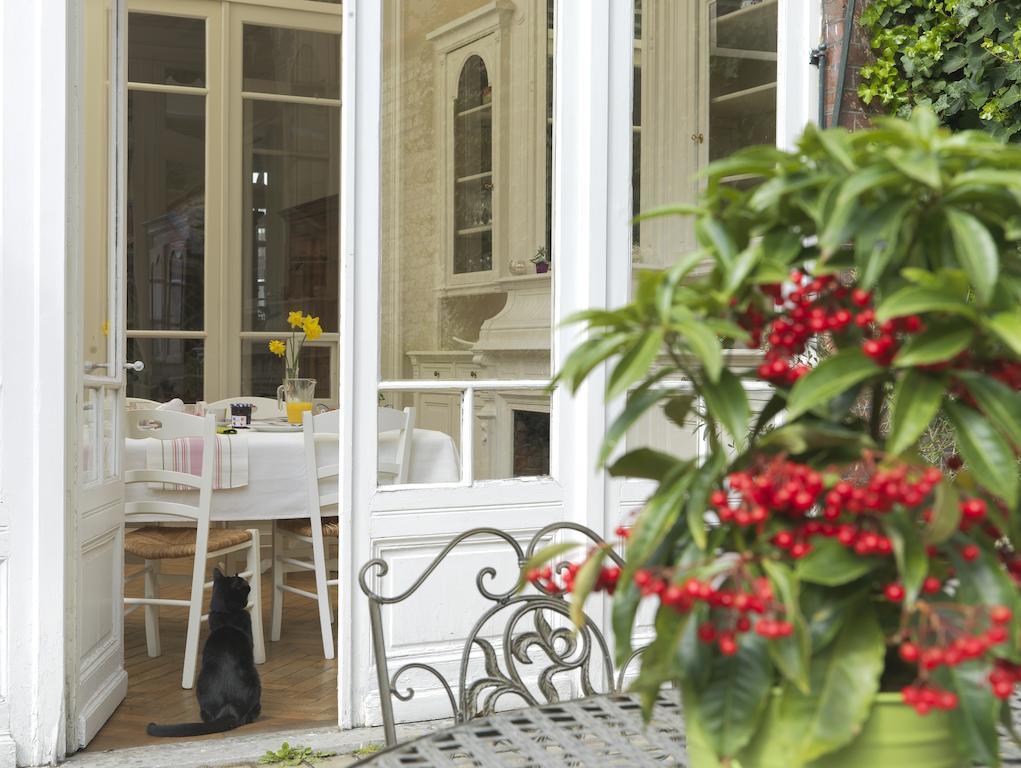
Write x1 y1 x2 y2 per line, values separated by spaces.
686 693 966 768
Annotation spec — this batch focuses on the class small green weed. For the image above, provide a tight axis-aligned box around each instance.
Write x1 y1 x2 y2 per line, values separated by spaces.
352 744 383 757
258 742 337 766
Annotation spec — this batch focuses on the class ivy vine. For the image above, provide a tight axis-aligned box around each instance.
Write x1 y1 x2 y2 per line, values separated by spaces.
859 0 1021 141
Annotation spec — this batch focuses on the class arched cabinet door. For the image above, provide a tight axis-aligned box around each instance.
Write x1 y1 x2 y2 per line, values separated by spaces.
452 54 494 277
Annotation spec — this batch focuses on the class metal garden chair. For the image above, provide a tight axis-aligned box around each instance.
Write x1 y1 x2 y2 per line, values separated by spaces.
358 523 643 745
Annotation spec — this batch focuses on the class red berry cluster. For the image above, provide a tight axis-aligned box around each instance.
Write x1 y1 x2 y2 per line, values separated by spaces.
525 560 622 597
986 359 1021 391
714 460 824 527
823 464 942 519
897 604 1013 713
634 570 792 655
860 313 924 365
989 659 1021 699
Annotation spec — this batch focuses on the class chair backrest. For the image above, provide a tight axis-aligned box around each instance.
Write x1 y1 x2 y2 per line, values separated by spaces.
123 410 215 529
125 397 162 411
377 406 415 485
302 409 340 525
204 396 287 421
358 523 641 746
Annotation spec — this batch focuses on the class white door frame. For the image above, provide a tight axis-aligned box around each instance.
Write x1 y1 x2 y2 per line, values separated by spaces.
0 0 75 764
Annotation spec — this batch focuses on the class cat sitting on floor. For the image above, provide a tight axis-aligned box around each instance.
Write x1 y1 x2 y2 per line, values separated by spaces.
147 568 262 737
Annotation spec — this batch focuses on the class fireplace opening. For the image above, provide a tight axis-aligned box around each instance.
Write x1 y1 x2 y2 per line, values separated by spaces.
513 409 550 476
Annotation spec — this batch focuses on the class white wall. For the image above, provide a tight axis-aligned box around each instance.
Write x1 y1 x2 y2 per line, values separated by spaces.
0 0 72 765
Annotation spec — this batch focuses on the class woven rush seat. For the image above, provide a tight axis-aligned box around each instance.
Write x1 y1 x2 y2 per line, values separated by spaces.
125 526 253 559
277 517 340 538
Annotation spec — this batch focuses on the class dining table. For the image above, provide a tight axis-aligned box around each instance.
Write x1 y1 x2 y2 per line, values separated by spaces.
124 425 461 522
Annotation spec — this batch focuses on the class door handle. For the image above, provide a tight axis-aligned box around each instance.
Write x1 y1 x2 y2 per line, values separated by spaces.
125 360 145 372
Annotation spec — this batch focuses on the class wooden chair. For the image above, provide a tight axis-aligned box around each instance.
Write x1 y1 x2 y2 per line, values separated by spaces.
123 409 266 689
204 396 287 421
271 409 340 659
125 397 162 410
378 406 416 485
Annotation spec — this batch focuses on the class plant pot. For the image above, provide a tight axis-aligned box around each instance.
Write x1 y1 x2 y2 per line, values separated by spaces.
686 693 965 768
534 261 550 274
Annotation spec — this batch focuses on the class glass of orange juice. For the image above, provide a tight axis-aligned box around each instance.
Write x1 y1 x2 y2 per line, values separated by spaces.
277 378 317 424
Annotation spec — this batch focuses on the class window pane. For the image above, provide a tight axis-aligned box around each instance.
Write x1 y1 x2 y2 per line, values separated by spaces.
127 90 205 331
708 0 777 160
84 2 114 374
127 338 204 403
128 13 205 87
242 341 332 399
242 25 340 98
380 0 554 484
243 100 340 332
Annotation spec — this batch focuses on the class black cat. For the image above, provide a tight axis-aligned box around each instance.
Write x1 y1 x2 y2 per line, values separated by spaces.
147 569 262 737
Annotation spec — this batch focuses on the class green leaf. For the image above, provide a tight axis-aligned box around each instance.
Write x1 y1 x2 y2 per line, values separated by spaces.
758 421 875 455
796 537 877 586
750 392 787 438
623 466 696 568
607 448 682 480
695 217 738 270
632 202 704 223
700 368 750 452
744 604 884 766
986 310 1021 356
673 319 723 383
692 632 773 758
786 349 882 420
950 545 1021 650
892 325 974 367
944 662 1000 766
606 329 664 400
556 332 631 393
957 371 1021 451
762 560 810 693
926 479 961 546
946 207 999 305
687 448 726 550
633 606 689 706
882 511 928 603
598 384 671 466
946 401 1018 507
611 576 643 664
875 285 976 323
887 370 947 454
820 168 902 251
568 547 608 629
663 394 695 430
889 150 941 188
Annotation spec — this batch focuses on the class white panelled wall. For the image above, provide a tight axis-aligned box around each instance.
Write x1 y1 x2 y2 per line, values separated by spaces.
0 0 73 765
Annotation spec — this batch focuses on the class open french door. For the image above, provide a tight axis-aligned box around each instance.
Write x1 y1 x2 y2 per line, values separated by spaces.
69 0 129 748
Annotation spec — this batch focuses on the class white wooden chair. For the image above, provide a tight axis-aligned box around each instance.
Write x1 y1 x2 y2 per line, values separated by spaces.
378 406 416 485
123 409 266 689
204 396 287 421
125 396 162 410
271 409 340 659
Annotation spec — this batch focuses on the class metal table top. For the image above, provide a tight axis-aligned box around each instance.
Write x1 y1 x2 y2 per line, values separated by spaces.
355 691 1021 768
354 692 686 767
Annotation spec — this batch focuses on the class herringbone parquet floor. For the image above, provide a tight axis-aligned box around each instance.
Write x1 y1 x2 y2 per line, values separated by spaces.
86 559 338 752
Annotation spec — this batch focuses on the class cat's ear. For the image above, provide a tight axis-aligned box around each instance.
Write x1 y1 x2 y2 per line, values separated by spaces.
213 567 224 581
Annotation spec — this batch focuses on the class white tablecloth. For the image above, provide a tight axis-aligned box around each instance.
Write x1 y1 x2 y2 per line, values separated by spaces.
125 428 460 522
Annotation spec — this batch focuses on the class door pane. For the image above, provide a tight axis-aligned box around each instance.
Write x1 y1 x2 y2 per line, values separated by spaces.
128 13 205 87
126 338 204 403
242 25 340 98
242 100 340 332
84 2 114 375
126 90 205 331
380 0 555 482
242 340 332 399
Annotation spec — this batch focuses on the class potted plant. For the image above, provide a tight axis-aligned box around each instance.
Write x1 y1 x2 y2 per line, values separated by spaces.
532 246 551 274
535 110 1021 766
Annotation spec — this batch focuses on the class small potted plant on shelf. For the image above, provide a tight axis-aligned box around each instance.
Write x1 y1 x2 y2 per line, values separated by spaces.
532 246 551 274
534 110 1021 766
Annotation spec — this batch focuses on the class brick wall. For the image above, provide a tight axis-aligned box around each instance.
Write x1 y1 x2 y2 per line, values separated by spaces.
821 0 875 130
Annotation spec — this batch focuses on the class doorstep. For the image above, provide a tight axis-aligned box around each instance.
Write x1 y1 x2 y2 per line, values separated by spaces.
61 722 438 768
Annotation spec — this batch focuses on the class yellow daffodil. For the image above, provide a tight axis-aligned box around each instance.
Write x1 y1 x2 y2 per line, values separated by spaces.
287 310 304 328
302 315 323 341
269 339 286 357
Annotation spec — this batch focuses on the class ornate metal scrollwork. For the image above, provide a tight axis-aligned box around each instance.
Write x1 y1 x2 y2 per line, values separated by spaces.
360 523 644 745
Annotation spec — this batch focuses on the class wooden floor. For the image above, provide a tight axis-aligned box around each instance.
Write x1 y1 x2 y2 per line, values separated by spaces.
87 560 338 752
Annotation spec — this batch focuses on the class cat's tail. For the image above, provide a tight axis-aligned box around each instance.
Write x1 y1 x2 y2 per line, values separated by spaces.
146 716 238 737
